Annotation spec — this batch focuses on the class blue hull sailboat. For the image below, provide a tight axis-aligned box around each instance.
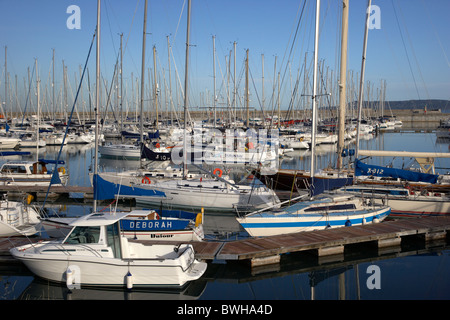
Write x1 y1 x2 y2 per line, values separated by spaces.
237 193 390 237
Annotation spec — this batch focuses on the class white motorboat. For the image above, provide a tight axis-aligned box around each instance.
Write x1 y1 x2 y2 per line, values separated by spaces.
10 211 207 289
0 160 69 186
0 198 41 237
236 193 391 237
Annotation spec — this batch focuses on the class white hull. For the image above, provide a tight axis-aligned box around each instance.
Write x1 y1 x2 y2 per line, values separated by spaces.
0 137 21 149
18 140 46 148
67 133 95 144
0 160 69 186
383 197 450 216
135 179 280 213
0 201 41 237
0 222 41 237
202 149 277 164
11 242 206 288
285 140 309 149
99 144 141 158
339 186 450 217
44 135 68 146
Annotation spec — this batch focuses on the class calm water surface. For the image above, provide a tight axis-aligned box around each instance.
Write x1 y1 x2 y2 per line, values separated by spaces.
1 129 449 301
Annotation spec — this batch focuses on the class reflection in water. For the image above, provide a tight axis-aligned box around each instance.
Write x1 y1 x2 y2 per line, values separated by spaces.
18 278 208 300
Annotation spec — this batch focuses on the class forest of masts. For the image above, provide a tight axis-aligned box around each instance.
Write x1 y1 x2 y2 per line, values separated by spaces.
1 43 390 128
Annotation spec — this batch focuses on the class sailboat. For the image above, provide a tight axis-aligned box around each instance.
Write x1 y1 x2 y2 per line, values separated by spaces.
336 184 450 217
354 151 450 191
237 0 391 237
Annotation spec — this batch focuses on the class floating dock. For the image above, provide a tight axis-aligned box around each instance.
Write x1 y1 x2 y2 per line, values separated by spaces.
0 185 93 200
1 216 449 268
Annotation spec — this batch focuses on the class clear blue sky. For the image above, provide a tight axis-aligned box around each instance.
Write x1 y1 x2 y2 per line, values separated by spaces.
1 0 449 116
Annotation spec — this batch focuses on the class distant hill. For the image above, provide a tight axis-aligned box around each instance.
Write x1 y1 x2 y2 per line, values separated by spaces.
376 100 450 111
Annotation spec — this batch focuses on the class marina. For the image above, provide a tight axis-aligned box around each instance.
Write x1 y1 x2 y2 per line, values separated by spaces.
0 127 449 300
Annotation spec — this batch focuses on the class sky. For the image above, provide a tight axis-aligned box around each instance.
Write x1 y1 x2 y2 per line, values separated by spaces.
0 0 449 116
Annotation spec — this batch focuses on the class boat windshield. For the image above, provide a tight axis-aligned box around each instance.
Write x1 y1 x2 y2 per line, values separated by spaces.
64 226 101 244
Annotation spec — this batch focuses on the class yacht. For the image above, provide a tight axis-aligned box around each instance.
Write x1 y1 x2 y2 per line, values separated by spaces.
10 211 207 289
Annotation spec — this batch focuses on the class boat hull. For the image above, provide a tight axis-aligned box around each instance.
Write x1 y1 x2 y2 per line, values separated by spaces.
10 243 207 288
339 186 450 217
99 144 141 159
0 201 42 237
237 207 390 237
135 184 279 213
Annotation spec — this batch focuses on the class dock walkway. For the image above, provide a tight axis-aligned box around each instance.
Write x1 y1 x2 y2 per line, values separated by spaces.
189 215 450 266
1 216 449 268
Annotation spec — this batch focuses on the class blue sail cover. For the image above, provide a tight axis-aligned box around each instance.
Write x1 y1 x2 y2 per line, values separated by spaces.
309 176 353 196
93 174 166 200
354 159 439 184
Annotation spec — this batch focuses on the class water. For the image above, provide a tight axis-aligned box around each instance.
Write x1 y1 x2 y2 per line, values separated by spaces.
1 128 449 301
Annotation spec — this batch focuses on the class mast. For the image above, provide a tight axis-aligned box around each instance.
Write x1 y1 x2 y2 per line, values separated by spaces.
355 0 371 159
93 0 101 212
262 54 265 117
52 49 55 117
35 59 40 162
310 0 321 179
140 0 148 168
337 0 349 169
233 41 237 125
212 35 216 128
153 45 158 130
120 33 123 136
167 36 173 126
4 46 6 116
245 49 249 128
183 0 192 178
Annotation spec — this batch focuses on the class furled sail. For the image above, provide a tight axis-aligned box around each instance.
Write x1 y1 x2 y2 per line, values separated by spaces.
354 159 439 184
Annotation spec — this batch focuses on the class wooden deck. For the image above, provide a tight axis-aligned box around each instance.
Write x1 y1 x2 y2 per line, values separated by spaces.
1 216 449 267
212 216 450 266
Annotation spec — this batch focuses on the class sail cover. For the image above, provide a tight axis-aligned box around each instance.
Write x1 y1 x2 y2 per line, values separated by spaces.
93 174 166 200
354 159 439 184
